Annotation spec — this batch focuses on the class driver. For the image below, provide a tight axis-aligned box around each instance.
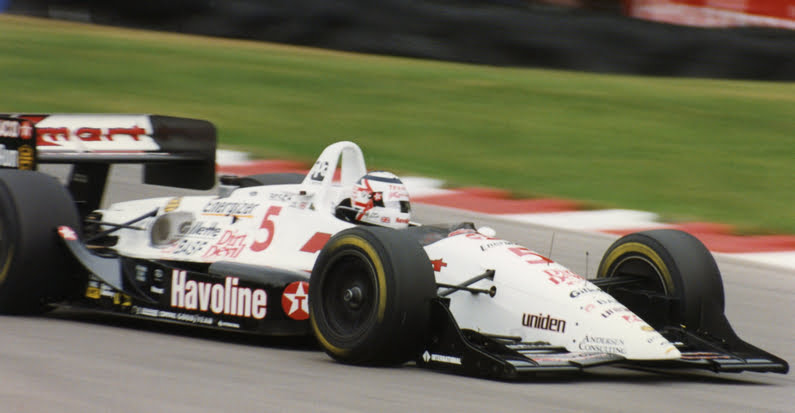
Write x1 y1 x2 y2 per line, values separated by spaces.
336 171 411 229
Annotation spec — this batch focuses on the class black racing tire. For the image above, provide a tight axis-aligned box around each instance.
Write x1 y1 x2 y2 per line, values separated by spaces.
0 170 81 314
309 226 436 366
597 229 725 331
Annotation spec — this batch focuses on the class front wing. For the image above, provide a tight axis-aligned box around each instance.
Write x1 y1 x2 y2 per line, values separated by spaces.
417 299 788 379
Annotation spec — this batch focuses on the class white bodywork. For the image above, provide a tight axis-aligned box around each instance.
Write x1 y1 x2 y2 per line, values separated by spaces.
98 141 680 361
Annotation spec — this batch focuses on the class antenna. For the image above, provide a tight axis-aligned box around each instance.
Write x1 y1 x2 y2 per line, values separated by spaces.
547 232 556 265
585 251 590 279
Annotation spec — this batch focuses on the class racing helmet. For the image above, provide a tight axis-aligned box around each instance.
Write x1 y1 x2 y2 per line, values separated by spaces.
350 171 411 229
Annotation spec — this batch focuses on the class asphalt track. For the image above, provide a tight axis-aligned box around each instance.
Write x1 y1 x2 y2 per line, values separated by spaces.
1 165 792 412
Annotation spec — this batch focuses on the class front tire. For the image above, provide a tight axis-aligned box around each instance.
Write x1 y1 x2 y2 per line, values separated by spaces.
0 170 81 314
309 226 436 365
597 229 725 331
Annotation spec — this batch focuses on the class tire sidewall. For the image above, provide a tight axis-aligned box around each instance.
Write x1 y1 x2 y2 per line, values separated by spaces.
0 170 81 314
0 180 22 304
309 226 435 365
310 232 392 359
598 229 725 330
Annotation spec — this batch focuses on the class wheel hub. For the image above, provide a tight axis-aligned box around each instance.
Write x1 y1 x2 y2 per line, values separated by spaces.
343 286 364 309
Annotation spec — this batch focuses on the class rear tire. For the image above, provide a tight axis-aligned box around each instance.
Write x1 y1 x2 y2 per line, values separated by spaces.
597 229 725 331
309 226 436 365
0 170 81 314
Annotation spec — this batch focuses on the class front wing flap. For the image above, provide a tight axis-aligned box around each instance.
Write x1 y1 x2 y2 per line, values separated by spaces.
634 325 789 374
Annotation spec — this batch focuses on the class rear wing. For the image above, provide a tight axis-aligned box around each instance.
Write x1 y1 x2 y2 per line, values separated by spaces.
0 114 216 218
0 114 216 189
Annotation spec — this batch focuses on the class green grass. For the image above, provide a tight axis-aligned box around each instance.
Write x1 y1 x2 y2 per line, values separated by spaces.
1 15 793 233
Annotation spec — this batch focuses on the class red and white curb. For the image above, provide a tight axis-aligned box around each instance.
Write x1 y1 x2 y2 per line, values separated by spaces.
216 150 795 271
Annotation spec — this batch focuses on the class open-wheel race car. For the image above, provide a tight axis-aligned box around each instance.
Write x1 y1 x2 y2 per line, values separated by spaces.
0 114 788 379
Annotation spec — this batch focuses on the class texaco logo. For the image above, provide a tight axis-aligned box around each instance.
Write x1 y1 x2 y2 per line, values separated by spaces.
281 281 309 320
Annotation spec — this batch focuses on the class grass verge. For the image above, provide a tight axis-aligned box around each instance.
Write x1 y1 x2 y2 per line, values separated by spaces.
1 15 793 233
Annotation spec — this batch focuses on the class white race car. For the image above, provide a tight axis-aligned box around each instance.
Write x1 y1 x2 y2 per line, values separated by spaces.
0 114 787 379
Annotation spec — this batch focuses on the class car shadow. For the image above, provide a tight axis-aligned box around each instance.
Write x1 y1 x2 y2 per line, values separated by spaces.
44 308 784 386
45 307 318 352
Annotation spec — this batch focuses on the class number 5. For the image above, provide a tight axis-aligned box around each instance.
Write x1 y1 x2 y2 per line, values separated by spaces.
251 206 282 252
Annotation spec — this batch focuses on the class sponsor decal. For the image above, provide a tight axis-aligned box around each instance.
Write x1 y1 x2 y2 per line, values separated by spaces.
164 197 181 212
531 353 615 363
269 192 293 203
299 232 331 254
19 121 32 140
202 201 259 217
465 232 495 241
113 293 132 306
0 144 19 168
309 160 329 182
430 258 447 272
37 126 148 146
479 240 513 252
569 286 602 298
395 217 410 225
421 351 462 365
170 238 209 256
181 221 223 239
85 282 100 299
135 265 148 282
448 228 476 237
16 145 34 170
0 120 21 138
281 281 310 320
132 306 215 325
599 306 632 319
641 325 655 332
217 321 241 329
449 230 502 243
386 187 409 199
543 268 584 286
522 312 567 333
203 230 247 259
170 270 268 319
250 206 281 252
621 314 644 323
289 200 310 210
509 246 554 265
447 230 520 252
578 335 626 355
580 297 621 313
133 307 159 318
58 226 78 241
99 284 115 298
